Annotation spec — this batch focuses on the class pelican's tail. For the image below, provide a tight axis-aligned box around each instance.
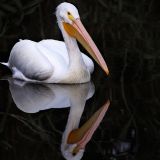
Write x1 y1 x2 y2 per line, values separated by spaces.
0 62 9 67
0 62 12 82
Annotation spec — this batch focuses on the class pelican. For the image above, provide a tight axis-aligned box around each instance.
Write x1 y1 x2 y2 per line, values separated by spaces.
0 2 109 83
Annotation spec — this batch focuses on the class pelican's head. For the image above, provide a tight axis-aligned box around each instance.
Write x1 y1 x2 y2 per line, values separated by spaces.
56 3 80 25
56 3 109 75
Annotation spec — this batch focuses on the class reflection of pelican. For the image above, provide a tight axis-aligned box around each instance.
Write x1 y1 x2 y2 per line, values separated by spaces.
9 79 94 113
1 2 109 83
8 79 109 160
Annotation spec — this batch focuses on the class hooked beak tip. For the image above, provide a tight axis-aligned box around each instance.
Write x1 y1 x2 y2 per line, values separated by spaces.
105 68 109 75
106 70 109 75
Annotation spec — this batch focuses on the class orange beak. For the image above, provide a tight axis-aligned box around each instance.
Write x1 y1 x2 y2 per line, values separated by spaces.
63 19 109 75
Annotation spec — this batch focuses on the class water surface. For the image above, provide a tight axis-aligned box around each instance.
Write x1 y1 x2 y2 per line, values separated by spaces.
0 69 160 160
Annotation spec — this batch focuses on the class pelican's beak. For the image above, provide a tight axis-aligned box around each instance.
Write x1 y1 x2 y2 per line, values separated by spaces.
63 19 109 75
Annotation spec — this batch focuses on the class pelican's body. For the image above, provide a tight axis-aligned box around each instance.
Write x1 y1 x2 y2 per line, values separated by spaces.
1 2 109 84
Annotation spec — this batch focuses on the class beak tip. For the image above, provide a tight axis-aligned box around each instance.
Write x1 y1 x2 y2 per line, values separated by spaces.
105 68 109 75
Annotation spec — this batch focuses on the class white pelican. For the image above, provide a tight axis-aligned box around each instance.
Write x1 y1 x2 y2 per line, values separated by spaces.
0 2 109 83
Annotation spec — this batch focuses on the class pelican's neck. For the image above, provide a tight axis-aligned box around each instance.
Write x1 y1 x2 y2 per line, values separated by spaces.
56 21 90 83
60 22 86 68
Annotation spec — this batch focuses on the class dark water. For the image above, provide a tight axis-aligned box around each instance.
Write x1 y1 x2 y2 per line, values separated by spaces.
0 0 160 159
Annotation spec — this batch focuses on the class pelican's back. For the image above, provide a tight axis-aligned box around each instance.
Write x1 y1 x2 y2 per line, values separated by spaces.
9 40 54 81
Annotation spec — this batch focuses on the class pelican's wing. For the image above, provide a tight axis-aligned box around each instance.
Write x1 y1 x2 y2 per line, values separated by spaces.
39 39 70 64
39 39 94 73
8 40 68 81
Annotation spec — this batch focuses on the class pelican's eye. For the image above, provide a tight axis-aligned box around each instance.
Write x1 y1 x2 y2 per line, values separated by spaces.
67 11 74 21
67 11 71 15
